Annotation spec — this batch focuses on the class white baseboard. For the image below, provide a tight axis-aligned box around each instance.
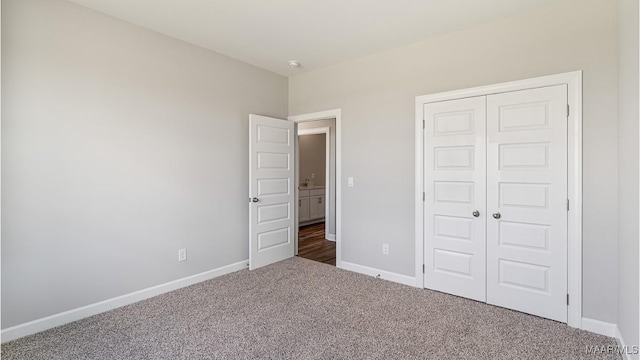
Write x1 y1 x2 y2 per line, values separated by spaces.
338 261 417 287
299 219 324 227
582 317 617 337
326 234 336 241
1 260 249 343
615 326 637 360
582 318 638 360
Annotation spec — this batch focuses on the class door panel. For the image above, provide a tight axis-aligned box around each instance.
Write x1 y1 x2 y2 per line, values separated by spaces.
486 85 568 322
249 114 295 270
424 96 486 302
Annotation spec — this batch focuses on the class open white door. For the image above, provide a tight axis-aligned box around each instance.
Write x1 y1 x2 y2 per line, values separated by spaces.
249 114 295 270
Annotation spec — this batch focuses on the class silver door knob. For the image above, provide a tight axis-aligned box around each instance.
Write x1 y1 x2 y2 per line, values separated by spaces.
492 212 501 219
472 210 480 217
251 197 259 203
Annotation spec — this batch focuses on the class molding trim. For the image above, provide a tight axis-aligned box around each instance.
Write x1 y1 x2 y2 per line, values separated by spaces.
299 219 325 227
1 260 249 343
615 326 635 360
339 261 417 287
326 234 336 241
415 71 583 327
298 127 329 136
582 317 617 337
581 318 638 359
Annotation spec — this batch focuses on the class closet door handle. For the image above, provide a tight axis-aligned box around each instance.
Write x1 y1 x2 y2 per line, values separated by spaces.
492 212 501 219
472 210 480 217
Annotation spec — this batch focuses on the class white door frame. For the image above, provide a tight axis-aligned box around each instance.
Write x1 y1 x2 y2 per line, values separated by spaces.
289 109 342 267
414 71 583 328
297 126 332 242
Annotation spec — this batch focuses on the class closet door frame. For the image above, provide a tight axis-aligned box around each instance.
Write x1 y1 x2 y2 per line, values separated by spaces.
414 71 582 328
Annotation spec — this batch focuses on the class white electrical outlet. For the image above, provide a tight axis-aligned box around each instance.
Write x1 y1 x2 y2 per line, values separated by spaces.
382 243 389 255
348 177 354 187
178 248 187 262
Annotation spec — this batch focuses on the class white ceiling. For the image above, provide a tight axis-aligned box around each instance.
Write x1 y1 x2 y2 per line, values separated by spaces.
68 0 559 77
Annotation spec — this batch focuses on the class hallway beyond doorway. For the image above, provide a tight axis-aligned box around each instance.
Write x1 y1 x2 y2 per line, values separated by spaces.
298 223 336 266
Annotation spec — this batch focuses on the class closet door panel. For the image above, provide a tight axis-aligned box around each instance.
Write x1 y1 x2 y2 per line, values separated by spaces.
423 96 486 302
486 85 568 323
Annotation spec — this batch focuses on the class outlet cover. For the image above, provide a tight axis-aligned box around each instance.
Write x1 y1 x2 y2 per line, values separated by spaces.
178 248 187 262
382 243 389 255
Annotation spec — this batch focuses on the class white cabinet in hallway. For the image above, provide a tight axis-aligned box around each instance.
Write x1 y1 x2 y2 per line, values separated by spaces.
298 187 325 225
309 195 325 219
299 196 310 222
309 188 326 220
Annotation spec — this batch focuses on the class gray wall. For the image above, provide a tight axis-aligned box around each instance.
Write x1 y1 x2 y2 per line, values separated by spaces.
299 134 326 187
617 0 639 353
289 0 619 323
1 0 288 328
298 119 337 237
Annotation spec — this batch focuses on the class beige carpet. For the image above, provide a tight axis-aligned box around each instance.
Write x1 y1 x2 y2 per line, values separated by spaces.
2 257 620 359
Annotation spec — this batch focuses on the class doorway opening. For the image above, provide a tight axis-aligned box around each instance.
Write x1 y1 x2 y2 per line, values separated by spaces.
289 110 341 267
296 122 336 265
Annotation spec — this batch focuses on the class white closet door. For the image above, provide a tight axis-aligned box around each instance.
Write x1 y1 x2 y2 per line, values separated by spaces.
424 96 486 302
486 85 568 322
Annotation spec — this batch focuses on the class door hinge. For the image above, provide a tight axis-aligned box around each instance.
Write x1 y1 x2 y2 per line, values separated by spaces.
423 192 425 201
567 104 570 117
422 264 425 273
567 294 570 305
567 199 570 211
422 119 425 129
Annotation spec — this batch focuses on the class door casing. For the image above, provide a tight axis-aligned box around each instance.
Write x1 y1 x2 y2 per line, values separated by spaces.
414 71 583 328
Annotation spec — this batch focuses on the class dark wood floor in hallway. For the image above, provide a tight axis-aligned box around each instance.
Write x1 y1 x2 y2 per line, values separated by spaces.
297 222 336 266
